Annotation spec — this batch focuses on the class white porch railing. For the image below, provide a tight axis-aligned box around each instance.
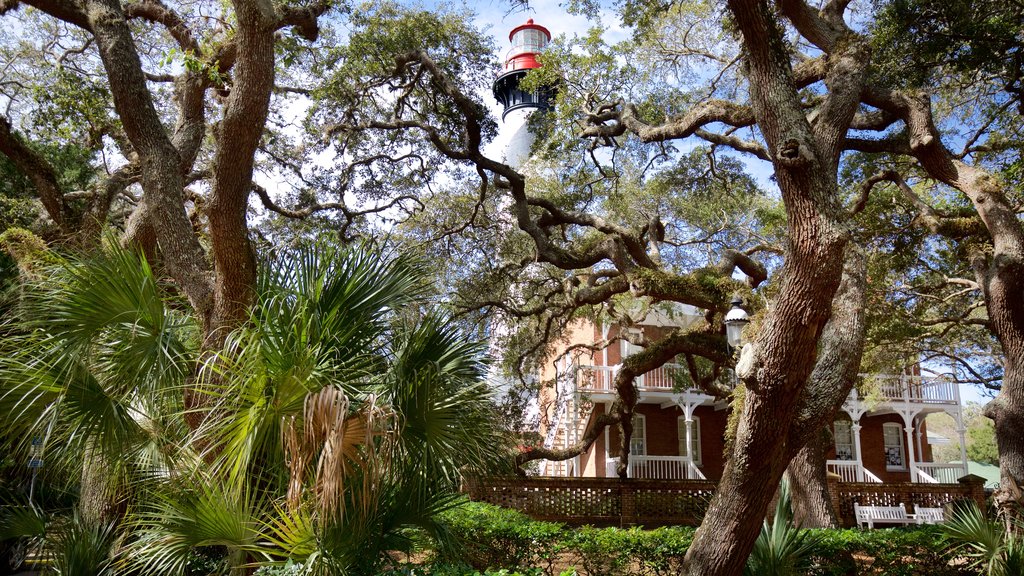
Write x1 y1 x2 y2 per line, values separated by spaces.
916 462 967 484
577 367 960 407
605 456 706 480
873 375 959 404
577 363 697 393
827 460 882 483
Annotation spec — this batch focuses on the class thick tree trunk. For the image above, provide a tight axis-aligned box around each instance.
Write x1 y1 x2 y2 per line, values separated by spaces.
680 1 866 573
786 427 839 528
981 261 1024 522
75 0 214 326
205 0 277 347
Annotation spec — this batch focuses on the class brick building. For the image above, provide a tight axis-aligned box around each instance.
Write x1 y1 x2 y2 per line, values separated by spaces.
537 310 969 485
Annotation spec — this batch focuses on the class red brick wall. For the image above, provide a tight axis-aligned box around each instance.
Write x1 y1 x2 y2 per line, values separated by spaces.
693 406 728 481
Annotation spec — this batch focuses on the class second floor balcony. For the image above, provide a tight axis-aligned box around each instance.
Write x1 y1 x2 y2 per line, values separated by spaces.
574 364 960 407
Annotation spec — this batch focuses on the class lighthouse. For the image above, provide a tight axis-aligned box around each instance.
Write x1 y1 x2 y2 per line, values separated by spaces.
493 18 554 168
493 18 554 120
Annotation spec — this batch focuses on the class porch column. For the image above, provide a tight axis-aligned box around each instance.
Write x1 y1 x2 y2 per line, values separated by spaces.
851 421 864 482
899 408 919 482
955 408 969 477
674 392 700 480
914 416 924 465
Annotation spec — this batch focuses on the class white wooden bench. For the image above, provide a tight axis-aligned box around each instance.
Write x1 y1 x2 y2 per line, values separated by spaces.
913 505 945 524
854 503 915 528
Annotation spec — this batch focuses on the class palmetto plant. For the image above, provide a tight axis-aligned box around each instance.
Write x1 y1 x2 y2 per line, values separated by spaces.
1 239 510 575
943 501 1024 576
743 481 819 576
0 241 197 573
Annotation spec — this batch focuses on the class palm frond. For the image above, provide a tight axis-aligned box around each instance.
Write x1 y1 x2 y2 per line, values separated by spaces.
744 480 818 576
193 244 430 491
49 513 117 576
383 315 511 487
944 501 1008 575
122 478 264 576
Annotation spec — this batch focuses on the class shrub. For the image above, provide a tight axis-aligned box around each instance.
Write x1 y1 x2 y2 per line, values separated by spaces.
439 502 695 576
437 501 565 571
809 526 971 576
439 502 969 576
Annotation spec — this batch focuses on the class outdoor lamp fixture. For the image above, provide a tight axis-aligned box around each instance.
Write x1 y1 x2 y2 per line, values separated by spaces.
724 295 750 350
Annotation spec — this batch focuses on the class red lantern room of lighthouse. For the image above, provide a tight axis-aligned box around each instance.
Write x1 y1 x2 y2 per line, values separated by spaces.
492 18 554 121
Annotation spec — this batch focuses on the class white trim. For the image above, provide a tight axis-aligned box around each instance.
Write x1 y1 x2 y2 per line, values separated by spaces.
677 416 702 465
630 413 646 456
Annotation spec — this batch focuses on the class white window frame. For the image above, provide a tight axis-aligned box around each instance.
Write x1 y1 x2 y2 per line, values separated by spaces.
677 416 702 466
621 336 644 359
883 422 906 470
833 420 855 461
630 413 646 456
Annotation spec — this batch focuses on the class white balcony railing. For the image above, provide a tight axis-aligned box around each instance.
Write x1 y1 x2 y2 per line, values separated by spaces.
872 375 959 404
916 462 967 484
605 456 706 480
576 365 961 407
827 460 882 483
577 363 696 393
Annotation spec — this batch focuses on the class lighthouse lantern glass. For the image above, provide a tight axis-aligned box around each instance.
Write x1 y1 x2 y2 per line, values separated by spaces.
513 28 546 52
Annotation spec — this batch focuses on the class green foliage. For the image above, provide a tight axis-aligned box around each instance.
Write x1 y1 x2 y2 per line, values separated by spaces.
871 0 1023 97
48 514 117 576
966 418 998 466
744 482 819 576
808 525 968 576
943 502 1024 576
438 502 694 576
0 241 511 576
437 501 566 572
434 502 974 576
29 68 114 148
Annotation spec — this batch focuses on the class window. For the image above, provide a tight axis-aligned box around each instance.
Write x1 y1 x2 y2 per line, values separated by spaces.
883 423 905 469
621 336 643 358
677 417 702 465
621 334 645 385
630 414 646 456
833 420 855 461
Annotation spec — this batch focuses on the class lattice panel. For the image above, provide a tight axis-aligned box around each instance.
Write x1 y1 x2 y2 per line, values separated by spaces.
465 476 985 528
835 482 984 526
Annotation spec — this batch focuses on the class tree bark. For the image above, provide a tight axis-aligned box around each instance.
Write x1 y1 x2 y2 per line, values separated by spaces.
680 2 868 570
204 0 277 346
981 263 1024 521
786 427 839 528
73 0 214 326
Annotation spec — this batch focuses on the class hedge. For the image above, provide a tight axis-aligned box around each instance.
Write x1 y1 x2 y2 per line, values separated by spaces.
433 501 974 576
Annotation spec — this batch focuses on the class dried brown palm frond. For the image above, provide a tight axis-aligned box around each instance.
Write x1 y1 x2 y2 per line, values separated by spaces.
282 387 394 519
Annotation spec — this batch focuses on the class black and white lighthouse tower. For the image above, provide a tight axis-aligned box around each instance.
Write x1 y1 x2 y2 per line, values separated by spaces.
493 18 553 168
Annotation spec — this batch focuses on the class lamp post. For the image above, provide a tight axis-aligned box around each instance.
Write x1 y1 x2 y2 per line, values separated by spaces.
724 295 750 351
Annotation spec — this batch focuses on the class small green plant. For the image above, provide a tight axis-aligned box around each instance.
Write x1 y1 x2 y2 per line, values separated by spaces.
48 514 116 576
743 481 818 576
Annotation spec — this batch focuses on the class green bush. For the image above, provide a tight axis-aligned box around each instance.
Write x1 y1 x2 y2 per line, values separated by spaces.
438 502 694 576
437 501 565 572
438 502 975 576
808 526 972 576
